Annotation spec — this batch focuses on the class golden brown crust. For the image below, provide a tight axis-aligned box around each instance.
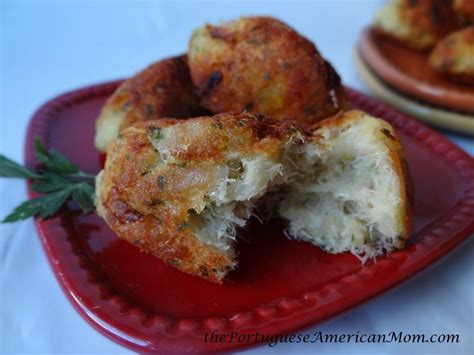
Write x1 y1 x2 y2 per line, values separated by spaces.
382 124 413 245
96 180 235 282
188 16 348 126
94 55 206 152
429 26 474 85
96 112 304 283
311 110 413 245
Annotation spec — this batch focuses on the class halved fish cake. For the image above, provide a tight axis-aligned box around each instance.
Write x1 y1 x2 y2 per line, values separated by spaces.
96 110 412 282
96 112 321 282
279 110 412 261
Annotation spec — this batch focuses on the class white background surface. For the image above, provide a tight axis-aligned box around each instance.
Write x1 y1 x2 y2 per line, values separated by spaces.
1 0 473 354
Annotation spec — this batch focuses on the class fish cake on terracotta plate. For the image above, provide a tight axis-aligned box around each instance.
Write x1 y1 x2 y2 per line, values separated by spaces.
374 0 459 50
188 16 348 126
454 0 474 22
429 26 474 84
94 55 205 153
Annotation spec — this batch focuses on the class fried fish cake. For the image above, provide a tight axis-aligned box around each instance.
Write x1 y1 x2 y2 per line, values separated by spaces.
95 112 317 283
96 111 412 282
374 0 459 50
279 110 412 262
188 16 348 126
454 0 474 22
429 26 474 84
94 55 205 153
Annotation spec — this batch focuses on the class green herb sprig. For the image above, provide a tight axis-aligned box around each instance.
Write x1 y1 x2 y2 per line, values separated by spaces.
0 139 96 223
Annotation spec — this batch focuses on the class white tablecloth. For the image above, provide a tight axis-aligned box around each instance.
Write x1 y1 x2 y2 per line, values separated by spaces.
1 1 473 353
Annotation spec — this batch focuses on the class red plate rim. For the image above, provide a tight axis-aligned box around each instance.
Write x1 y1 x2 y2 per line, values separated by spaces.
24 81 474 352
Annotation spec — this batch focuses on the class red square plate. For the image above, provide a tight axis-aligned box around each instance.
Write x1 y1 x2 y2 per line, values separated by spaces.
25 81 474 352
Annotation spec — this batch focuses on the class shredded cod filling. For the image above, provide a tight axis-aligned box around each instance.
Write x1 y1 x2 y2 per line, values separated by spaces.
147 118 403 261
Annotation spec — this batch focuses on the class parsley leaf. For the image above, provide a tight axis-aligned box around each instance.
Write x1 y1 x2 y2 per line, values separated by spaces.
0 155 40 179
34 139 79 174
2 188 72 223
71 182 95 213
1 138 96 223
32 172 71 193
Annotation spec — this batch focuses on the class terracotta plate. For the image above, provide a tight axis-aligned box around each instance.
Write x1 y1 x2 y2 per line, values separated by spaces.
26 81 474 352
359 27 474 114
354 49 474 135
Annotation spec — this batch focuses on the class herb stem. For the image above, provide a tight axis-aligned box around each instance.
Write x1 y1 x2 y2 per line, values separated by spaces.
63 172 96 181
